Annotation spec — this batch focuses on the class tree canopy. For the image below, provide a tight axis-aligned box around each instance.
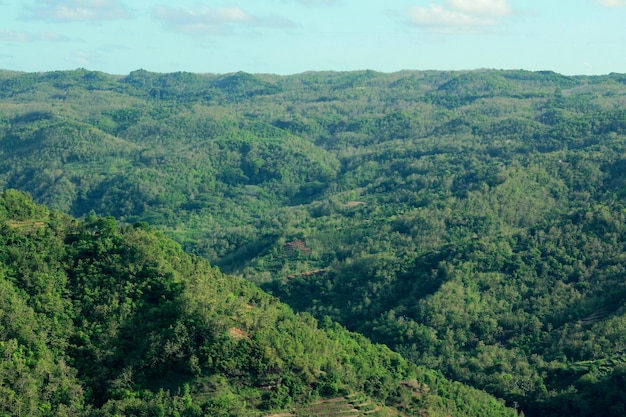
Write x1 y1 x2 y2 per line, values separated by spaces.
2 68 626 415
0 189 516 416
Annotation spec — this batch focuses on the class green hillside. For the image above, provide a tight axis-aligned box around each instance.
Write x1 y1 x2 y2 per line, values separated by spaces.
0 189 513 416
2 68 626 415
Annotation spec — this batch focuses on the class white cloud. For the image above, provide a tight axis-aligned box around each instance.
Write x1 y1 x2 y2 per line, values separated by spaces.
153 5 295 36
27 0 130 22
445 0 512 16
596 0 626 7
67 49 95 66
0 29 67 42
408 0 513 33
39 29 68 41
297 0 340 5
0 30 32 42
409 5 497 28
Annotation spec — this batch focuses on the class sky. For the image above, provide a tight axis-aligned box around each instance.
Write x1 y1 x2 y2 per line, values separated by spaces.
1 0 625 76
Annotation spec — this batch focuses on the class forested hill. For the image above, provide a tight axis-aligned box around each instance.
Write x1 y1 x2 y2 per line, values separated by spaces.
2 68 626 416
0 189 514 416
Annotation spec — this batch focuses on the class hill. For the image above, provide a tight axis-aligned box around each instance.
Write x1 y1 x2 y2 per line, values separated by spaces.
2 68 626 415
0 189 514 416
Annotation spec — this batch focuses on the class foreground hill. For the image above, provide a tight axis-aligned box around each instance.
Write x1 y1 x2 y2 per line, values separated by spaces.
2 68 626 415
0 190 514 416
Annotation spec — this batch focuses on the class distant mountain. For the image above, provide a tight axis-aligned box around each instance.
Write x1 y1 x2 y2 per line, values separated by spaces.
2 68 626 415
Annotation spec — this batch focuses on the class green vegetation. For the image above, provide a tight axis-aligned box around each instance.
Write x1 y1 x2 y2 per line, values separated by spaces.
2 68 626 415
0 190 513 416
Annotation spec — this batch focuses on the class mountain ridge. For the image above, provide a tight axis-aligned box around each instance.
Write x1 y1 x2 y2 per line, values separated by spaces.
2 68 626 415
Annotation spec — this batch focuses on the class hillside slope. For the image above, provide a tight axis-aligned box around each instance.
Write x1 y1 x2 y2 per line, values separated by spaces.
0 190 514 416
2 68 626 415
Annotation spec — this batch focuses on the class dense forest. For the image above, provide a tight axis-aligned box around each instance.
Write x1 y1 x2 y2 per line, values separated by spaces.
0 189 513 416
2 68 626 415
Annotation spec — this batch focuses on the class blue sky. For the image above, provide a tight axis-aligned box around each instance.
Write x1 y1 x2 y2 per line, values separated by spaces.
1 0 625 75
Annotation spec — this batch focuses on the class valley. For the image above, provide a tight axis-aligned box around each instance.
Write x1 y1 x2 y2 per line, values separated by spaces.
2 68 626 415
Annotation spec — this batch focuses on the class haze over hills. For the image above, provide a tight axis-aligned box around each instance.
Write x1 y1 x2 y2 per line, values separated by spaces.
2 68 626 416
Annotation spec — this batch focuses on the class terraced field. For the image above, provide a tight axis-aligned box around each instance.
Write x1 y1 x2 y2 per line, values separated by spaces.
266 393 403 417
